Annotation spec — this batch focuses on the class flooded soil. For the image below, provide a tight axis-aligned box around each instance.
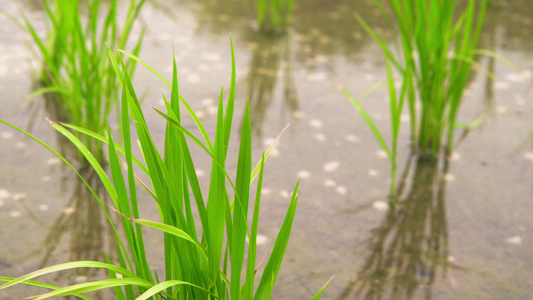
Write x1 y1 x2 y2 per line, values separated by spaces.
1 0 532 299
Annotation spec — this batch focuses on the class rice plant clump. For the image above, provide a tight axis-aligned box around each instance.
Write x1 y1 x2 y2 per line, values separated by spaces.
256 0 294 35
356 0 488 155
0 41 331 299
2 0 146 161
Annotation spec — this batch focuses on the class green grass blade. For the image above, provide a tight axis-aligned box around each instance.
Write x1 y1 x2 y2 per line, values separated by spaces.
30 278 152 300
310 276 334 300
342 89 391 159
255 181 299 299
230 100 252 299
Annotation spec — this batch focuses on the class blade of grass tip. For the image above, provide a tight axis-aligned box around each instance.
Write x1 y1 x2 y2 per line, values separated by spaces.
0 119 124 254
0 277 91 300
342 89 391 160
30 278 153 300
58 122 148 174
136 280 214 300
255 181 299 299
310 276 335 300
153 107 240 197
129 218 207 261
47 119 120 206
0 261 138 290
223 35 236 149
117 48 213 151
250 123 289 183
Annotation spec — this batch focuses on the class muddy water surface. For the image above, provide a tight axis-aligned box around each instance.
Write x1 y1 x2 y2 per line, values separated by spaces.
1 0 532 299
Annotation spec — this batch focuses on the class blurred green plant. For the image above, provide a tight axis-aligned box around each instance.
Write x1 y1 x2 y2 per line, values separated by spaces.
1 0 146 161
0 40 332 299
344 0 490 197
256 0 294 34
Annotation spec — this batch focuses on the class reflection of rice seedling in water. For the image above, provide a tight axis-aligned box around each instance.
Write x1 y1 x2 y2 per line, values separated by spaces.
340 153 471 300
245 33 299 139
1 0 146 162
0 40 331 299
344 0 490 197
255 0 294 35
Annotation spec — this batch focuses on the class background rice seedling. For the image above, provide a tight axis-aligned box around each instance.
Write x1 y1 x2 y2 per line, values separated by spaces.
345 0 489 197
0 40 331 299
1 0 146 162
255 0 294 35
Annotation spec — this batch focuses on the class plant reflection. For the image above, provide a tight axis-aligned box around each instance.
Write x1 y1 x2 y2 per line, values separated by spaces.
340 153 463 300
245 33 299 139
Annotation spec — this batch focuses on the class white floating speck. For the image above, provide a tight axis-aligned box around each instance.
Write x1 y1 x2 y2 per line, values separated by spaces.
515 96 525 106
75 276 88 284
297 170 311 179
38 204 49 211
372 200 389 211
306 72 327 82
63 207 75 215
368 169 379 177
198 64 208 71
495 106 508 114
207 106 218 115
400 114 410 123
324 179 336 187
323 161 340 172
292 111 304 119
261 188 272 196
10 211 21 218
345 135 359 143
314 133 326 141
201 98 214 106
364 73 375 81
309 119 323 129
443 173 455 182
201 52 221 62
315 55 330 63
246 234 269 245
524 152 533 161
15 141 25 149
187 73 200 83
376 150 388 159
196 169 205 177
256 234 268 245
269 148 280 157
495 81 510 90
0 189 11 200
336 186 347 195
521 70 532 80
506 236 522 246
263 138 276 146
1 131 13 139
42 176 51 182
505 73 526 83
47 157 61 165
195 111 205 119
279 190 290 199
450 152 461 161
12 193 26 201
447 256 456 262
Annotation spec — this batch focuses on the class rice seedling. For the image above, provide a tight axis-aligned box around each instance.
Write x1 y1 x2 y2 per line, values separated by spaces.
1 0 146 162
0 40 331 299
344 0 489 197
255 0 294 35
